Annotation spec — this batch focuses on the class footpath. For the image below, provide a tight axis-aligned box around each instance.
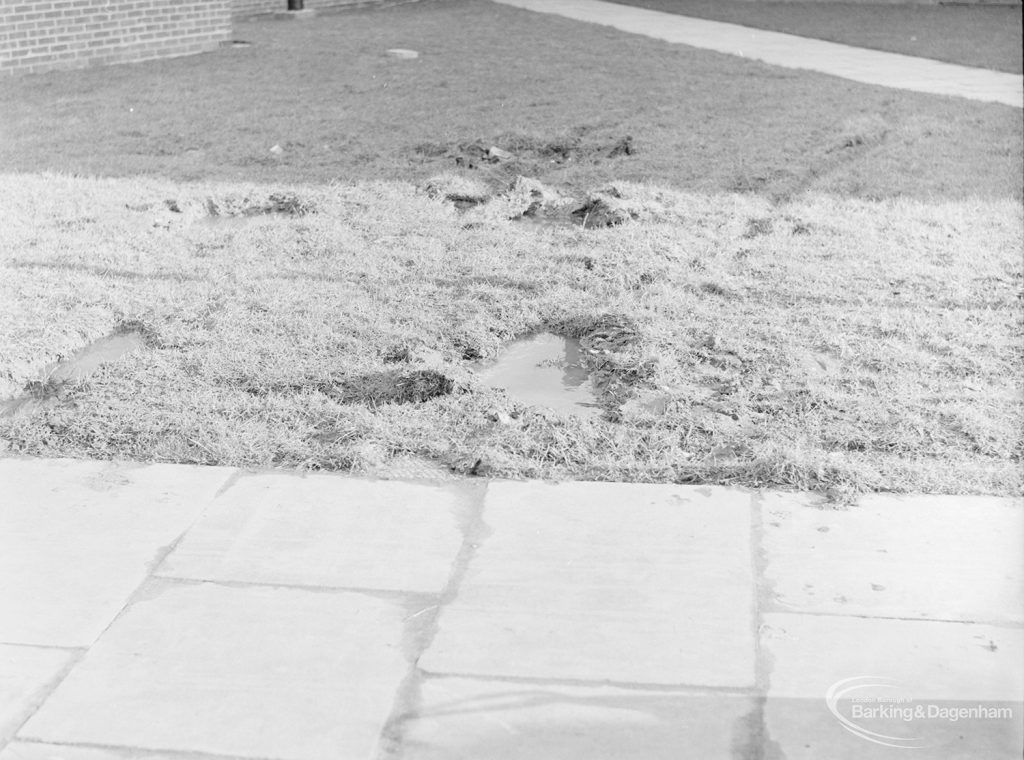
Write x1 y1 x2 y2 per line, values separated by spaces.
1 456 1021 759
492 0 1023 108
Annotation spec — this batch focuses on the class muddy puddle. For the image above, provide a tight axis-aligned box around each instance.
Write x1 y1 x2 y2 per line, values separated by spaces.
475 333 602 419
1 331 144 418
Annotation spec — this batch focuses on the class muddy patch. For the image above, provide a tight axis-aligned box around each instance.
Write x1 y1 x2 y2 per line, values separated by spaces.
504 176 578 228
1 330 145 418
570 187 663 229
199 193 313 223
140 192 316 228
436 130 636 169
474 333 602 420
414 130 637 184
326 369 455 406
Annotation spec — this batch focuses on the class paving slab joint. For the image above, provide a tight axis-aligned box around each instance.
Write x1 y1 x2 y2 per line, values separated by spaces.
748 491 777 756
8 738 271 760
3 649 88 749
210 468 245 499
414 668 764 695
76 466 240 650
373 480 491 758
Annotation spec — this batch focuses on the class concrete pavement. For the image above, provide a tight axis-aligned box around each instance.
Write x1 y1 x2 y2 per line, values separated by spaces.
1 457 1021 758
491 0 1024 108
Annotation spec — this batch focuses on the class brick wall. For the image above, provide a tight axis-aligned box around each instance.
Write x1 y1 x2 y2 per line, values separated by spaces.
232 0 383 17
0 0 232 76
232 0 281 15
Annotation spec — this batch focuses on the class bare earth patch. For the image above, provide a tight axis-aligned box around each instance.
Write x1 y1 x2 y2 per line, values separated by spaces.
1 173 1020 499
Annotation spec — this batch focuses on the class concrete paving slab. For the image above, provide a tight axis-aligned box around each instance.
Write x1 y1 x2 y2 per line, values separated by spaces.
762 611 1023 700
761 492 1024 624
762 612 1024 759
395 676 756 759
0 645 75 746
157 472 468 593
763 697 1023 760
18 581 409 760
421 481 755 687
492 0 1023 108
0 458 233 647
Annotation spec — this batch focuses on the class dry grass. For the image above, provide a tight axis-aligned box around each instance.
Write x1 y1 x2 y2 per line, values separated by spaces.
1 0 1020 498
2 173 1021 499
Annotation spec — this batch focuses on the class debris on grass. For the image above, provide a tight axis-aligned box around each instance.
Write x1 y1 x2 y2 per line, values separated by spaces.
422 172 491 208
504 176 573 219
487 146 515 162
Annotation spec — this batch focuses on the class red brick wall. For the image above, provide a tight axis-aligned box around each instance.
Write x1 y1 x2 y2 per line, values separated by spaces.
232 0 382 17
1 1 232 76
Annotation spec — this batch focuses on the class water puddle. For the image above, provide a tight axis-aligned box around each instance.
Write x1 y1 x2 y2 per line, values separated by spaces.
513 211 579 230
195 214 253 229
475 332 602 419
1 331 144 418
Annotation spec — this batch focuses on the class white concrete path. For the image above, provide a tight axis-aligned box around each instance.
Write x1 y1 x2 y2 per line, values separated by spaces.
492 0 1024 108
1 457 1022 759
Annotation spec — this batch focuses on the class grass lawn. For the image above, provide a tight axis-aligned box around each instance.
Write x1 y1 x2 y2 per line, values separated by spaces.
0 0 1020 202
1 174 1020 499
605 0 1024 74
0 0 1021 498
